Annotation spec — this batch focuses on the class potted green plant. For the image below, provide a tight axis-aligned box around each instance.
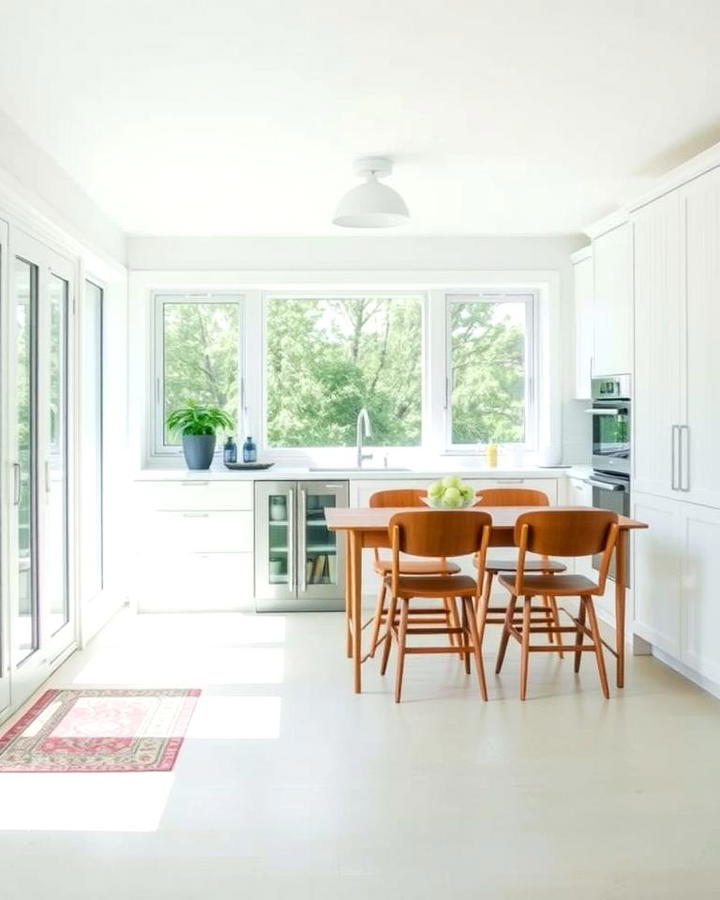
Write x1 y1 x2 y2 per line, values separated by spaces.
166 400 234 470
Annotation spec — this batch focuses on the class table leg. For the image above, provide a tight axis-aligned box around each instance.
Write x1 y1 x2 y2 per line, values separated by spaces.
615 530 627 689
345 532 352 659
350 531 363 693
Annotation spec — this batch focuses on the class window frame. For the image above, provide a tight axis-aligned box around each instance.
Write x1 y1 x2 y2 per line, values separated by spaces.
152 292 245 457
444 291 539 452
259 290 428 459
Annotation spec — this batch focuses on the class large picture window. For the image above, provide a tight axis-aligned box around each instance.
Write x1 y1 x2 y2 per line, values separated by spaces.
155 294 242 450
265 295 423 448
447 293 536 447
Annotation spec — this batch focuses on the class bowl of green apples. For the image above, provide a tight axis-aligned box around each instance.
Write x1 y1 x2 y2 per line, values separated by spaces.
422 475 477 509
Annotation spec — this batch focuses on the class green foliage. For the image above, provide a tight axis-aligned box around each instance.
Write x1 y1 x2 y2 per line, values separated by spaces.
162 302 239 445
166 400 234 436
266 297 422 447
450 300 527 444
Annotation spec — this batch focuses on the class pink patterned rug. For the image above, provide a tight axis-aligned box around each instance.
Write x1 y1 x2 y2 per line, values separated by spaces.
0 688 201 772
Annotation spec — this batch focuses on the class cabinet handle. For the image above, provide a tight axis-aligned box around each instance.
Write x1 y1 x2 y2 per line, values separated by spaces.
494 478 524 484
287 489 295 592
299 489 307 592
182 512 209 518
680 425 690 492
181 481 209 487
44 460 51 494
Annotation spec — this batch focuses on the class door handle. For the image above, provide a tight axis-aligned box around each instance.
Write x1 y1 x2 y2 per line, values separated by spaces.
671 425 679 491
44 460 51 494
12 463 20 506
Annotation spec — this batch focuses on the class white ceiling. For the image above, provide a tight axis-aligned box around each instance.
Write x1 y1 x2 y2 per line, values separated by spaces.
0 0 718 237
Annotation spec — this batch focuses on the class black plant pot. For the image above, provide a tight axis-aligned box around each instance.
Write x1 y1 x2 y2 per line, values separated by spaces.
182 434 216 470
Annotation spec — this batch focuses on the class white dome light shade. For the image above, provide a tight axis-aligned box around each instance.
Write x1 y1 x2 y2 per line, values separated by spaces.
333 158 410 228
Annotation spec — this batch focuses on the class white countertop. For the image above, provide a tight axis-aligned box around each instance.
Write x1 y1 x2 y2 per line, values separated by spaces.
134 465 574 482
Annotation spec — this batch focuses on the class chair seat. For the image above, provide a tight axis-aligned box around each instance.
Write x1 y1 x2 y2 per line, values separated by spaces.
498 572 599 596
374 557 461 576
483 557 567 574
384 573 478 598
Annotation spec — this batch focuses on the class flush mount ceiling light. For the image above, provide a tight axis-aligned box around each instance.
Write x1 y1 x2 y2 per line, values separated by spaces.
333 157 410 228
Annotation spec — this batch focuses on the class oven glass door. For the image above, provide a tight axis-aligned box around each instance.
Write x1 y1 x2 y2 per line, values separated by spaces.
592 402 630 465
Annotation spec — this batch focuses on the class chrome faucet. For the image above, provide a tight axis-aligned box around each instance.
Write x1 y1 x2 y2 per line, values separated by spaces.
356 407 373 468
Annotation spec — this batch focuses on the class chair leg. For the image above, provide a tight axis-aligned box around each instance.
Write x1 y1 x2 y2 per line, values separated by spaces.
476 572 492 654
547 595 564 659
368 579 387 658
447 597 464 662
464 596 488 700
585 597 610 699
380 593 398 676
461 601 471 674
444 597 459 650
574 596 586 674
520 595 531 701
496 593 518 674
394 598 410 703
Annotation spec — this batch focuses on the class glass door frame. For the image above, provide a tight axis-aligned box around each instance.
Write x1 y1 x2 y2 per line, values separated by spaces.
7 228 76 705
0 216 10 716
297 480 347 609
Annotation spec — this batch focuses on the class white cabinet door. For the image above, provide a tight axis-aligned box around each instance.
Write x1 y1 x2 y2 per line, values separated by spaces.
573 254 594 399
567 476 592 508
681 502 720 683
633 192 685 498
632 492 683 657
592 222 633 376
683 169 720 508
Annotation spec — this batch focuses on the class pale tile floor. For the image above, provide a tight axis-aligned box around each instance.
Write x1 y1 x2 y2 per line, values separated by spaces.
2 607 720 899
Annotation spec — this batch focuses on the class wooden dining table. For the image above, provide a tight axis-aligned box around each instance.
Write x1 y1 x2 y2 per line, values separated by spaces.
325 505 648 694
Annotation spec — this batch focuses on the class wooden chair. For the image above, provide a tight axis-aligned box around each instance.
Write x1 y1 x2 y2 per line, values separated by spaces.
366 489 462 659
486 509 619 700
473 488 567 658
380 509 492 702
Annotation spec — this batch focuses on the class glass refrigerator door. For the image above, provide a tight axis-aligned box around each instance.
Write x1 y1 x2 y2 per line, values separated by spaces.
254 481 296 610
297 481 347 610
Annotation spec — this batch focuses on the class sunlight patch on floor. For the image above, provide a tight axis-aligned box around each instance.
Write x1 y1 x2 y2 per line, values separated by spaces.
0 772 174 832
186 696 282 739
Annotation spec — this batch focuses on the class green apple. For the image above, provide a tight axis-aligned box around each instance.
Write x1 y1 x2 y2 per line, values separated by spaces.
428 480 444 498
442 486 462 507
460 484 475 501
441 474 461 489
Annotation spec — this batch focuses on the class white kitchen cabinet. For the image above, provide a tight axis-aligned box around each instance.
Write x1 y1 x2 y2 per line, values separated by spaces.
682 168 720 509
572 250 594 399
681 503 720 684
633 190 685 499
632 492 683 658
592 222 633 377
633 492 720 687
133 480 254 612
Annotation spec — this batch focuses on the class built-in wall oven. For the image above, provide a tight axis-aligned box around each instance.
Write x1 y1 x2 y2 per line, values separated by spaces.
586 375 631 584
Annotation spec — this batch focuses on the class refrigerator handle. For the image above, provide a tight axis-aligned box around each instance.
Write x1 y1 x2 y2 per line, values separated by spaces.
299 488 307 592
287 488 295 593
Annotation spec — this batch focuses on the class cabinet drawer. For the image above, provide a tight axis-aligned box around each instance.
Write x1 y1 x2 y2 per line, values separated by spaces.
135 551 253 612
142 510 253 553
135 480 253 511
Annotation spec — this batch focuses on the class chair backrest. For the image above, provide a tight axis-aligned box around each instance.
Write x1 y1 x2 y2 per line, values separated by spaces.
388 509 492 559
512 508 619 594
475 487 549 507
369 489 427 508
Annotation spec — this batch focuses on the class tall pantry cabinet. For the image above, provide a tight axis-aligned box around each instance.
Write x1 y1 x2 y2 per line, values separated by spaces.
632 165 720 688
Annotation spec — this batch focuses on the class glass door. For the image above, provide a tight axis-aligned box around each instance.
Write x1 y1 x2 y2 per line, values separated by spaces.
8 230 75 705
297 481 347 611
0 219 11 716
254 481 297 612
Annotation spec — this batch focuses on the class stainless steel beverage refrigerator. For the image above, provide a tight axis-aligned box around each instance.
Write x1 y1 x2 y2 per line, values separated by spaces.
254 480 348 612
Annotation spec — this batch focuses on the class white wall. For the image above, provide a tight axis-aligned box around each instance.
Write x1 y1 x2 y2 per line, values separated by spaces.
0 109 126 266
126 233 587 468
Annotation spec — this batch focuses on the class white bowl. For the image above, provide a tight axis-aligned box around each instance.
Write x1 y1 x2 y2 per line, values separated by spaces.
421 495 477 509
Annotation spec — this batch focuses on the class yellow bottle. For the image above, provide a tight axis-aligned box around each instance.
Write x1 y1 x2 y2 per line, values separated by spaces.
486 443 498 468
